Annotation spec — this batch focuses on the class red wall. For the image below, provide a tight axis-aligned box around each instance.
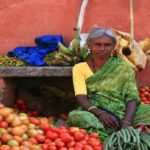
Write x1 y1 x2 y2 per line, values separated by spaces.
0 0 149 85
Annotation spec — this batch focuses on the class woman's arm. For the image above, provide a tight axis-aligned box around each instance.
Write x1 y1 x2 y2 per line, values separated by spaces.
76 95 120 129
121 100 137 128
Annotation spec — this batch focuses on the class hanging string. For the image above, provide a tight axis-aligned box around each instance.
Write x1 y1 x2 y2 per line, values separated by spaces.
130 0 134 49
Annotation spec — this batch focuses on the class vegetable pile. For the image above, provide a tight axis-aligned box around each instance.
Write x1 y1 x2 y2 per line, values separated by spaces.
0 103 103 149
139 86 150 104
104 127 150 150
0 55 26 66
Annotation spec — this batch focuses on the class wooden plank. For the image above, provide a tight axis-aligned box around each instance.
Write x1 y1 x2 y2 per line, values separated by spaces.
0 66 73 77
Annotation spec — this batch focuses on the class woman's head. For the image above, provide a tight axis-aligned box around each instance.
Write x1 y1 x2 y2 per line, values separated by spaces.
86 27 117 59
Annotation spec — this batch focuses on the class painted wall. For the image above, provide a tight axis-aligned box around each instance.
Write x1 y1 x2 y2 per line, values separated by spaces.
0 0 149 85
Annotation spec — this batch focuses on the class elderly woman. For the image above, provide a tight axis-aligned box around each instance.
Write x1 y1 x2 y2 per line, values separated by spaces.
67 27 150 135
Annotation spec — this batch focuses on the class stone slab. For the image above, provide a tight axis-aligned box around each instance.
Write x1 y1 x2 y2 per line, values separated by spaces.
0 67 73 77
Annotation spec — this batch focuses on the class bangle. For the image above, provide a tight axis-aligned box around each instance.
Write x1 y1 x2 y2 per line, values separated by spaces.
122 120 131 126
87 106 98 111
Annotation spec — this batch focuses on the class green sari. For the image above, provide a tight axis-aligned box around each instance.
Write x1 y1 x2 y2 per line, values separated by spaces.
67 57 150 132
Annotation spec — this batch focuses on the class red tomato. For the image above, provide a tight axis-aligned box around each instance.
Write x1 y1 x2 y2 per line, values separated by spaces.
39 123 51 131
46 131 58 140
144 91 149 96
1 133 13 143
144 100 150 104
28 138 38 144
88 139 100 147
74 142 84 148
0 145 10 150
69 127 80 135
139 88 146 93
29 117 40 125
52 128 61 134
55 141 65 147
67 141 75 148
59 126 68 133
83 145 93 150
144 86 149 90
45 138 52 143
142 97 147 102
80 140 87 145
60 113 68 120
0 121 8 128
68 148 75 150
140 94 145 98
55 138 65 147
21 104 27 109
35 134 46 142
48 141 56 146
80 129 87 135
49 116 56 121
89 132 99 139
41 144 49 150
48 145 57 150
31 110 40 116
59 148 67 150
93 145 103 150
40 117 49 123
74 132 86 141
14 104 19 108
74 147 82 150
59 147 68 150
0 103 5 109
60 133 73 143
16 99 25 105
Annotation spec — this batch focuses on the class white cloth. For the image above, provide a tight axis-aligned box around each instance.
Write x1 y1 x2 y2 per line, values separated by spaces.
69 33 89 49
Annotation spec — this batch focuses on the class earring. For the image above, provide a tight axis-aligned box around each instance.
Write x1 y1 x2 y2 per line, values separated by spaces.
87 48 91 54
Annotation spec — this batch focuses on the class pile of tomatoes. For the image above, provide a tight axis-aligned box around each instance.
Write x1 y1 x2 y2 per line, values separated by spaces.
40 126 103 150
14 99 41 117
139 86 150 104
0 103 103 150
14 99 68 121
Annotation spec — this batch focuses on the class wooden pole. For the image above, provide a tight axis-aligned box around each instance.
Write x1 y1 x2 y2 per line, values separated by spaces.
130 0 134 48
76 0 89 34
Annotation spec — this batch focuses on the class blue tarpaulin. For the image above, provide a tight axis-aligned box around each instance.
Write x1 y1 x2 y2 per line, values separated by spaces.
7 35 65 66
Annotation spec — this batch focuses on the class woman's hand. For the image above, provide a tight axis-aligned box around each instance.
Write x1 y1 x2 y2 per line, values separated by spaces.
121 100 137 129
121 123 130 129
97 111 120 129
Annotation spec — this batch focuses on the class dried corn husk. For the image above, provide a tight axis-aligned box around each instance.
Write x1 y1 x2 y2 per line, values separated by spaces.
112 30 147 70
139 38 150 63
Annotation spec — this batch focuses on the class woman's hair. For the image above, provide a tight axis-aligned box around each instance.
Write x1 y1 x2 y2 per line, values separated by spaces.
86 27 117 46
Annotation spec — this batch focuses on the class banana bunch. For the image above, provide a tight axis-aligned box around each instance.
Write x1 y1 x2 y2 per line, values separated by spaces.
104 127 150 150
45 41 91 66
45 27 91 66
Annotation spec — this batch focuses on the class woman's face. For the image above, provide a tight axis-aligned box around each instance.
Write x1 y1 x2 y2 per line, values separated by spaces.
89 36 116 59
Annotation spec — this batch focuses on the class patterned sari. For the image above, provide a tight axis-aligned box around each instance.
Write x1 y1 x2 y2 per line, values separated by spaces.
67 56 150 133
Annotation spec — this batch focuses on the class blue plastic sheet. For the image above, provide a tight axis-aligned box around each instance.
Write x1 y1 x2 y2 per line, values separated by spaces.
7 35 65 66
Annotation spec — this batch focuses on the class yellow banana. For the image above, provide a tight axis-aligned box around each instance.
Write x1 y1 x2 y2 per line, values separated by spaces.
58 42 73 55
55 60 71 66
73 56 80 64
54 52 73 63
71 38 81 56
54 53 64 60
80 45 91 60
